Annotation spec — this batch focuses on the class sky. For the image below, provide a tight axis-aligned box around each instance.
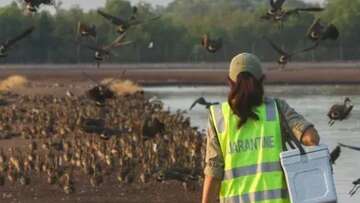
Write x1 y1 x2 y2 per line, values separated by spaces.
0 0 324 11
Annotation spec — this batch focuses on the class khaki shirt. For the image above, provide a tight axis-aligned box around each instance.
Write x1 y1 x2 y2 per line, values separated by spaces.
204 98 316 178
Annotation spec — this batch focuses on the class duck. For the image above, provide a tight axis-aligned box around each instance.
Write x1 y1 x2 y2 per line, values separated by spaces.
264 36 317 69
201 34 222 53
328 97 353 126
349 178 360 196
80 33 133 68
97 7 159 34
24 0 54 13
261 0 323 25
307 18 339 43
189 97 219 110
0 26 35 58
330 145 341 165
77 22 97 39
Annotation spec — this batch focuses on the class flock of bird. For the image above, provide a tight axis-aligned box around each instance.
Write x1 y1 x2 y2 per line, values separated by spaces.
0 90 205 194
202 0 339 69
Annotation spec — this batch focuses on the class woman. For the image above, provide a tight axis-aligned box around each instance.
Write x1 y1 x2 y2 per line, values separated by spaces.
202 53 319 203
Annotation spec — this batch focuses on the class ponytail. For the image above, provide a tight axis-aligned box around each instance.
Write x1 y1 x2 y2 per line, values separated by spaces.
228 72 264 128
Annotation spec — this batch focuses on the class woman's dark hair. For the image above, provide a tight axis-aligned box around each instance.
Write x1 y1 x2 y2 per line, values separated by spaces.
228 72 264 128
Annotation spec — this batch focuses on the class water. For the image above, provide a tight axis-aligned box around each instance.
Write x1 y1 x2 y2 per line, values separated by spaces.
145 85 360 203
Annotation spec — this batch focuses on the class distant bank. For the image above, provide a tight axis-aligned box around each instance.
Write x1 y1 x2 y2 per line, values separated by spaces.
0 62 360 85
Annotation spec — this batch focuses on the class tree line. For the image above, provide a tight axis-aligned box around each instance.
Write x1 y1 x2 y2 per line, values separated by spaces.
0 0 358 64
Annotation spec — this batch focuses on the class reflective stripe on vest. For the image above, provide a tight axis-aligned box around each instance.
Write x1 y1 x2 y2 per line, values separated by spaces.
210 98 289 203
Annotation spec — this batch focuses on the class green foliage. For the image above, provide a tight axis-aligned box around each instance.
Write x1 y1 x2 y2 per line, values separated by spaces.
0 0 358 63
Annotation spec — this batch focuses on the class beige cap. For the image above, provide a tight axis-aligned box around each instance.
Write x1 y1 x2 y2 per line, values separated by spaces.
229 53 263 82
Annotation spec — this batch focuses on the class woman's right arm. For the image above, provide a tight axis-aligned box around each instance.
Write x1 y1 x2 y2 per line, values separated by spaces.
202 175 221 203
278 99 320 146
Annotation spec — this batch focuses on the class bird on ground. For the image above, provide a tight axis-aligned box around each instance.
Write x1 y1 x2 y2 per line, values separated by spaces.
349 178 360 196
261 0 323 25
0 26 35 58
201 34 222 53
264 36 317 69
142 116 165 140
329 145 341 165
306 18 339 44
338 143 360 151
81 33 133 68
327 98 353 126
82 72 116 105
97 7 160 34
77 22 97 39
189 97 219 110
24 0 54 13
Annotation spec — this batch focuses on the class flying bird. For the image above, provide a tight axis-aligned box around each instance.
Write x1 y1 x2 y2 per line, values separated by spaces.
261 0 323 25
0 26 35 58
307 18 339 43
338 143 360 151
327 97 353 126
97 7 160 34
24 0 54 13
81 33 133 68
189 97 219 110
329 145 341 165
264 36 317 69
349 178 360 196
201 34 222 53
77 22 97 39
82 72 116 105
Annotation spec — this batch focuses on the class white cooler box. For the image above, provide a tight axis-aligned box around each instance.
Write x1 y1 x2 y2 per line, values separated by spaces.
280 144 337 203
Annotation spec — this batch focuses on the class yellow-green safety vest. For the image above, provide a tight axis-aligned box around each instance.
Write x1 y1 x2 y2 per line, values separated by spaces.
210 98 290 203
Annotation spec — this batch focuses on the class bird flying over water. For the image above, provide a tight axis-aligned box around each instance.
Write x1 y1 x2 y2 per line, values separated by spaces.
189 97 219 110
24 0 54 13
264 36 317 69
338 143 360 151
80 33 133 68
201 34 222 53
349 178 360 196
97 7 160 34
329 145 341 165
261 0 323 25
307 18 339 43
0 26 35 58
327 97 353 126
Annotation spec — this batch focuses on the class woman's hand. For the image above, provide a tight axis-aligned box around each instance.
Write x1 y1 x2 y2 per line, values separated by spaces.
301 127 320 146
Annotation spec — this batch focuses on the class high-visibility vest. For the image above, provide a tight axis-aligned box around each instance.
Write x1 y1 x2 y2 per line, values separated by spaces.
210 98 290 203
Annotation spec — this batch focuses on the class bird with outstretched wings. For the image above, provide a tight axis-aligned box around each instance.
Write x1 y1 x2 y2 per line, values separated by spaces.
0 26 35 57
329 145 341 165
189 97 219 110
338 143 360 151
307 18 339 42
98 7 160 34
201 34 222 53
24 0 54 12
264 36 318 68
350 178 360 196
79 33 133 68
262 0 323 25
77 21 97 39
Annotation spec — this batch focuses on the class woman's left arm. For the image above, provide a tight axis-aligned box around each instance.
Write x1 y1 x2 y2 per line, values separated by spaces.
202 175 221 203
